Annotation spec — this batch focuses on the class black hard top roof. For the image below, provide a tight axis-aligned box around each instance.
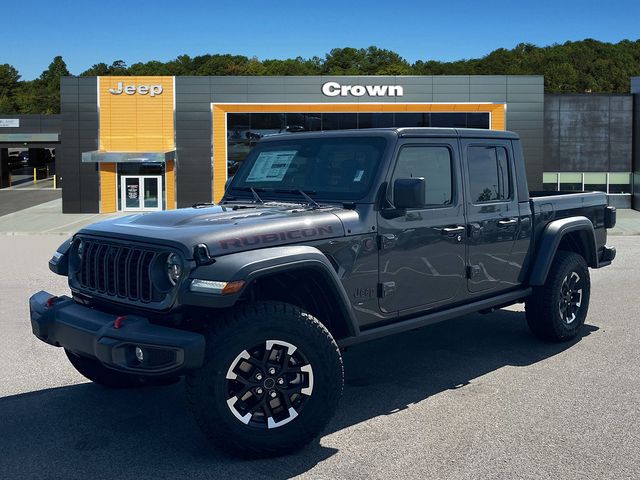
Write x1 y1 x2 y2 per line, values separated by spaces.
259 127 519 142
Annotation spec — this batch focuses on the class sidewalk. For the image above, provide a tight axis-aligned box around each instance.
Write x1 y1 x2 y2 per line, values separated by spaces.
0 198 127 235
608 208 640 236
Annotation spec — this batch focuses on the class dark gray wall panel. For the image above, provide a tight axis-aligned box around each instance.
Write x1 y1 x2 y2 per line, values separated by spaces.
176 77 213 206
60 76 99 213
633 90 640 209
0 114 61 133
544 94 633 176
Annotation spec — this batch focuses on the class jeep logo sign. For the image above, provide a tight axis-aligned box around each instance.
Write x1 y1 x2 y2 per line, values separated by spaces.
321 81 403 97
109 81 163 97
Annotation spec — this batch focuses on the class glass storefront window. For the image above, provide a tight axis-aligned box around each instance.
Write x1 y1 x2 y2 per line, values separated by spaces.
358 113 394 128
322 113 358 130
394 113 430 127
544 172 633 195
250 113 286 136
583 173 607 193
543 172 558 191
609 172 631 194
467 113 490 129
285 113 321 132
226 111 490 176
559 172 583 191
430 113 468 128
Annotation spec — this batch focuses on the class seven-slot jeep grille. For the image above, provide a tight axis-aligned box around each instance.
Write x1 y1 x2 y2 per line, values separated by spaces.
76 239 162 303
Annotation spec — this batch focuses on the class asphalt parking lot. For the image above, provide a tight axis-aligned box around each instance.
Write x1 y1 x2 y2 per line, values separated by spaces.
0 189 60 217
1 235 638 480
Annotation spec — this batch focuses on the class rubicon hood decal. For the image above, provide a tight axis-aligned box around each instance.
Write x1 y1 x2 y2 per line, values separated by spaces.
78 204 347 257
220 225 335 250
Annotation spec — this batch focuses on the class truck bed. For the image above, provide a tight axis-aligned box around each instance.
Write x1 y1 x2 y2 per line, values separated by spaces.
529 190 609 260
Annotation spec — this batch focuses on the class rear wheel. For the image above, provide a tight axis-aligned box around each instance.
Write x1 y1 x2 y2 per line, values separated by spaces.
186 302 343 457
525 251 591 342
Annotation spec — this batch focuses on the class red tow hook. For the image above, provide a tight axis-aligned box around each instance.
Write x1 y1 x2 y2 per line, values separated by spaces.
114 316 127 329
46 296 59 308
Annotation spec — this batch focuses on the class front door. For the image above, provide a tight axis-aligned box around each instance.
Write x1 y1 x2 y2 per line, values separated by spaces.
378 140 467 315
121 175 162 211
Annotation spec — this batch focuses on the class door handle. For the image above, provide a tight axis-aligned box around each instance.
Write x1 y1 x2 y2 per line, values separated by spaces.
498 218 518 226
441 226 466 236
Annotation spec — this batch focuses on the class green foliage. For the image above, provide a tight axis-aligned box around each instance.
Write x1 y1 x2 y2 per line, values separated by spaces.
2 39 640 114
0 63 21 113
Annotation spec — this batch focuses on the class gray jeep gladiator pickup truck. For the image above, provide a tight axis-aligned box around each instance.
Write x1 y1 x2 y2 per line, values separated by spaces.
30 128 616 457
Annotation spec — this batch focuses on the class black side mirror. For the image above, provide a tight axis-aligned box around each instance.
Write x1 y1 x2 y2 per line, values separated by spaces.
394 178 425 209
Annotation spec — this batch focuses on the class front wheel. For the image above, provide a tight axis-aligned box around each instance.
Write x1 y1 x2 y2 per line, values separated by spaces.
525 251 591 342
186 302 344 457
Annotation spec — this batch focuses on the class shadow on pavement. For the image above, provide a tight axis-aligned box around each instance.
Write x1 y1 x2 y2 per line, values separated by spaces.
0 310 597 479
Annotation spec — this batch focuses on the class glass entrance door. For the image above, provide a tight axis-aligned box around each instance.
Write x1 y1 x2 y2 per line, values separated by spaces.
120 175 162 211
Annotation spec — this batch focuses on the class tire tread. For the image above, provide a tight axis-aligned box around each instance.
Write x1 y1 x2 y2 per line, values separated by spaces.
186 301 343 458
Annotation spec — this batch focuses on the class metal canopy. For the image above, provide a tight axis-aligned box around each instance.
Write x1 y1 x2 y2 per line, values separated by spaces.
81 150 176 163
0 133 59 143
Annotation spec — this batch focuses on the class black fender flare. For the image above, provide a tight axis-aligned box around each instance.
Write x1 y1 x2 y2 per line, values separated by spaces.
49 237 72 276
181 245 360 337
528 216 598 286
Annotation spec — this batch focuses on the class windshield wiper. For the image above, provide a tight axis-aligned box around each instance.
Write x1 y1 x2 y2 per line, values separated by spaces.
232 186 265 204
297 189 320 208
274 189 320 209
250 187 264 204
232 186 321 208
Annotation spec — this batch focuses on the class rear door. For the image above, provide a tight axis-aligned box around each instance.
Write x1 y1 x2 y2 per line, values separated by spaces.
377 139 467 315
461 139 522 293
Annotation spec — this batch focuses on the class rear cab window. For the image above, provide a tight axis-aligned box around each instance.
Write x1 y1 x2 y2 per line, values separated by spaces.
466 146 512 203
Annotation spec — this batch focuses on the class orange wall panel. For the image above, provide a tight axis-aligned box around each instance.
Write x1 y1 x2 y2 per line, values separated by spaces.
99 76 174 152
99 163 117 213
165 160 175 209
98 76 176 210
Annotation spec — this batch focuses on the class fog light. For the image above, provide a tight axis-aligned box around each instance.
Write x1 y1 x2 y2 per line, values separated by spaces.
135 346 144 362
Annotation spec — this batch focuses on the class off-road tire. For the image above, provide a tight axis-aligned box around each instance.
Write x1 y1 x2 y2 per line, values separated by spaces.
525 251 591 342
186 301 344 458
65 349 178 388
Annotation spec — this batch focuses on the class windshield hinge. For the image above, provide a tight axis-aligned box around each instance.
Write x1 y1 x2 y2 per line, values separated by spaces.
378 282 396 298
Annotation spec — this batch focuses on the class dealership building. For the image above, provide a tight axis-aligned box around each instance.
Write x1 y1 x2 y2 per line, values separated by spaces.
1 74 639 211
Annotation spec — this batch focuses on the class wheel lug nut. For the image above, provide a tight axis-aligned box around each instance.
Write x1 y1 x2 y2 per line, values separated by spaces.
255 373 263 381
270 390 277 398
277 378 284 385
268 367 276 375
256 387 263 395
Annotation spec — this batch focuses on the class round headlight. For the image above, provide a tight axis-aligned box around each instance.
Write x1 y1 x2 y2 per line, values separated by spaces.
166 253 182 286
76 239 84 261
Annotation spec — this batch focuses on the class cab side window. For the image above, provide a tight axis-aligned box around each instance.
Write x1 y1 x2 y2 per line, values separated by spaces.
391 146 453 207
467 146 511 203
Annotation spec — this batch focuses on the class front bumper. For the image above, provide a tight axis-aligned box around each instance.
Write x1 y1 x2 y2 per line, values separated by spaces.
29 291 205 376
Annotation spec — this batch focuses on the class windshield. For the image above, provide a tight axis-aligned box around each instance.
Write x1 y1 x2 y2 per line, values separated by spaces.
227 136 387 201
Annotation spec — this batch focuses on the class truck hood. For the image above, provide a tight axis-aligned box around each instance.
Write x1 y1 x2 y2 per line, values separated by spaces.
77 204 348 258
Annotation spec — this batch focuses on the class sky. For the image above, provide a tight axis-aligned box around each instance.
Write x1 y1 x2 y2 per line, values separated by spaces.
2 0 639 80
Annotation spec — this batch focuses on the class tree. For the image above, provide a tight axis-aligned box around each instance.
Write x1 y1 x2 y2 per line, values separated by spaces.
2 38 640 114
0 64 20 113
80 63 111 76
35 56 70 114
